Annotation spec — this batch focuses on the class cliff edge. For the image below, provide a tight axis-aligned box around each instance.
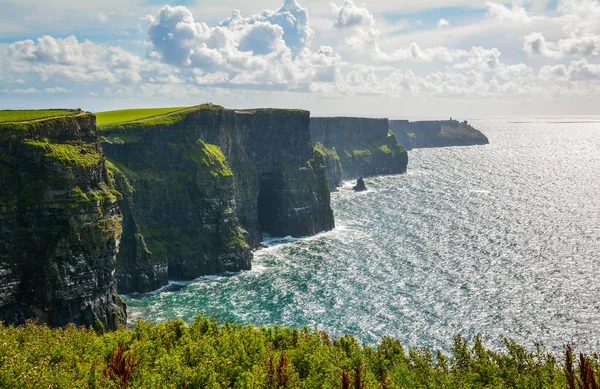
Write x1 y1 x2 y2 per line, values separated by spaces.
310 117 408 184
0 112 126 331
390 119 489 150
100 105 335 294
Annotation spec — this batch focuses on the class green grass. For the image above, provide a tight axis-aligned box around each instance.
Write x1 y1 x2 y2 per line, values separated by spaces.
0 316 595 389
182 140 233 178
314 143 340 161
95 107 193 126
0 110 77 123
97 104 225 132
24 138 102 169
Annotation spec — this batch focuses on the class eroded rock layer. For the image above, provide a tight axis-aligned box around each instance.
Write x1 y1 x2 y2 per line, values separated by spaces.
0 114 126 330
310 117 408 180
101 106 334 293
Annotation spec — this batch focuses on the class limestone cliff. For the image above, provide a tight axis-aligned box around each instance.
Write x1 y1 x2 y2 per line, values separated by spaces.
0 114 126 330
100 106 334 293
310 117 408 180
390 119 489 150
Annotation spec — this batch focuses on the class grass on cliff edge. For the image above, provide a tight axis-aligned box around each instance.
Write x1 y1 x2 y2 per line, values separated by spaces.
0 110 77 123
0 315 596 388
95 107 193 126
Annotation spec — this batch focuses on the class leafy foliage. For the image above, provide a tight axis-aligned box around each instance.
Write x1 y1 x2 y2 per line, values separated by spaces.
0 316 597 388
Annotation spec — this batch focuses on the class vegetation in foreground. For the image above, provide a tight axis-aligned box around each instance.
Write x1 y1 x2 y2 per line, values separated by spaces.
0 316 598 388
95 107 193 126
0 109 77 123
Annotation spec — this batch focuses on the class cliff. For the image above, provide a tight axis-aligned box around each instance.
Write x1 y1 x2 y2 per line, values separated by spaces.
310 117 408 180
389 119 489 150
100 106 334 294
0 113 126 331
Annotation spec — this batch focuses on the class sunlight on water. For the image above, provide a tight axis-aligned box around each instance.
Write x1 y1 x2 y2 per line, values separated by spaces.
127 119 600 352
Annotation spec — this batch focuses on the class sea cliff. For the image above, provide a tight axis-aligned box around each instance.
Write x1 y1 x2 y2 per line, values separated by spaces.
0 113 126 331
100 106 335 294
390 119 489 150
310 117 408 184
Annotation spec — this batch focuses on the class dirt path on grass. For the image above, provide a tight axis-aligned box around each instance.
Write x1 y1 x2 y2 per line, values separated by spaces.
99 106 201 127
1 110 89 125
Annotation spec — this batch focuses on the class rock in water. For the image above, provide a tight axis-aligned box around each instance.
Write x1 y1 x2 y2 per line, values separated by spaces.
353 177 367 192
310 117 408 182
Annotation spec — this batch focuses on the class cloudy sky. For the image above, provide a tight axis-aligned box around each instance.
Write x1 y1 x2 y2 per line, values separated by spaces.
0 0 599 118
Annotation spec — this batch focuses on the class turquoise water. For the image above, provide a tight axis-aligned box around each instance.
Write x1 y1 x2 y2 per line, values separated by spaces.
127 118 600 352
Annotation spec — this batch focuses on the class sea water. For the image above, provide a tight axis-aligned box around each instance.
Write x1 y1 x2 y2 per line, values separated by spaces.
127 118 600 353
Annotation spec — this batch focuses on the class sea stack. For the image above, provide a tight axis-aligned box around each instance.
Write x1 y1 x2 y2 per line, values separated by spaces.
353 177 367 192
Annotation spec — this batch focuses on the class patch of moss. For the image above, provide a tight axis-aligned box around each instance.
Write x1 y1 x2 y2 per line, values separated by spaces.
101 134 143 144
314 143 340 161
344 138 407 160
379 144 392 153
182 140 233 178
24 138 102 169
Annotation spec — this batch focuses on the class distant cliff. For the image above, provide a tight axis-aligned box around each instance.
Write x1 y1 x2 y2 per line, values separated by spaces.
0 114 126 331
310 117 408 183
390 119 489 150
100 106 334 294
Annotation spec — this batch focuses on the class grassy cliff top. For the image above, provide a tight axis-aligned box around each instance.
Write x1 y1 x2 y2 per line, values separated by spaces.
0 109 80 123
97 104 226 131
95 106 194 126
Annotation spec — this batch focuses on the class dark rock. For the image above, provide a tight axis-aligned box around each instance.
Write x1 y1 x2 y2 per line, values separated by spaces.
0 114 126 330
353 177 367 192
310 117 408 182
100 106 335 293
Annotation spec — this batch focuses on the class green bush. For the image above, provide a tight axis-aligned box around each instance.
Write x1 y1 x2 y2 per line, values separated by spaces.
0 316 596 388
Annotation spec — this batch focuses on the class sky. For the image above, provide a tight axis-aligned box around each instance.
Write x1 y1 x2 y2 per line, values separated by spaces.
0 0 599 118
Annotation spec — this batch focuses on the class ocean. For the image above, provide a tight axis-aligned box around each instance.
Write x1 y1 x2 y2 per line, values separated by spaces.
127 118 600 353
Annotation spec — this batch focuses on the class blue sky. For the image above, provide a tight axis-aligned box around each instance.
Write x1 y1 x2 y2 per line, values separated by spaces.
1 0 599 118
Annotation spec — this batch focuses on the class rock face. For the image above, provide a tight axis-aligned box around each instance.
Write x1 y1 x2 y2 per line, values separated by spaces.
310 117 408 181
389 119 489 150
0 114 126 331
314 143 343 191
100 106 334 294
353 177 367 192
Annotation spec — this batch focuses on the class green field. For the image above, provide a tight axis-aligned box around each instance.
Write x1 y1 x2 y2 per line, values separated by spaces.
95 107 193 126
0 110 77 123
0 316 595 388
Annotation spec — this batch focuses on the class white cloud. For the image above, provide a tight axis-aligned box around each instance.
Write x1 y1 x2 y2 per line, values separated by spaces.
145 2 339 89
6 35 143 85
43 87 72 93
521 0 600 58
0 86 71 94
1 0 600 107
438 19 450 28
332 0 374 29
486 1 532 25
524 31 600 57
566 57 600 81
